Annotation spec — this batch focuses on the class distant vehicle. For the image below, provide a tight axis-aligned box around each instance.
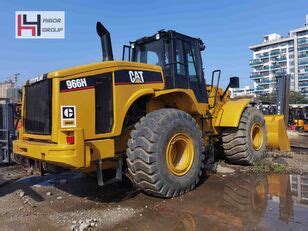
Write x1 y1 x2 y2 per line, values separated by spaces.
0 100 21 164
289 106 308 133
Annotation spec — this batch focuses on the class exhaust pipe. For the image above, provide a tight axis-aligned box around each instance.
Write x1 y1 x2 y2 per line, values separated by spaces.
96 22 114 61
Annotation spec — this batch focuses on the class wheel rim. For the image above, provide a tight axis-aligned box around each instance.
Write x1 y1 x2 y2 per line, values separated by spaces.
251 123 264 151
166 133 194 176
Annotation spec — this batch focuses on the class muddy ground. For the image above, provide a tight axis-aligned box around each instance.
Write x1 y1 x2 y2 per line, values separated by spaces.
0 131 307 231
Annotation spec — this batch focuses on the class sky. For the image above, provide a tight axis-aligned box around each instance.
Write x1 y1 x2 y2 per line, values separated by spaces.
0 0 308 88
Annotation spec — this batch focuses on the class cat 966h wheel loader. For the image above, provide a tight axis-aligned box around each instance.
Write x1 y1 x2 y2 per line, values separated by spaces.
13 22 290 198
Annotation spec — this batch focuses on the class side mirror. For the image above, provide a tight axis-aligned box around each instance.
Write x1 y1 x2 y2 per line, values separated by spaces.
199 40 206 51
229 77 239 88
221 76 240 100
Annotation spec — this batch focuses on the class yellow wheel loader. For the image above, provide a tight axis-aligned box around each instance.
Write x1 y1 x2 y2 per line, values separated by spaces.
290 106 308 133
13 22 290 198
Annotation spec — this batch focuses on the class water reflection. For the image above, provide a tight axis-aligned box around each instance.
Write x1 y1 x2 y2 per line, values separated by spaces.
290 175 308 205
151 173 308 230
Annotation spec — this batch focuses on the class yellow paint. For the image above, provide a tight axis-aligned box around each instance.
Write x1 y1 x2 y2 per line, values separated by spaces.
86 139 115 160
14 59 262 170
53 62 164 141
15 61 165 168
214 98 251 127
13 128 89 168
47 61 162 79
294 119 304 127
154 89 208 115
251 123 264 151
166 133 194 176
264 115 290 151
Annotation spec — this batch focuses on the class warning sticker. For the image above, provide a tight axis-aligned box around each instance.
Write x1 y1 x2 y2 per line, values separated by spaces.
61 106 76 128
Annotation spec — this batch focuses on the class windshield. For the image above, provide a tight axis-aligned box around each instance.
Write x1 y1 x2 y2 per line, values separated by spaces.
132 40 165 66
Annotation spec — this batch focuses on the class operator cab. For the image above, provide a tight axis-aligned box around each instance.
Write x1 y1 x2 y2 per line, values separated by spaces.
122 30 208 103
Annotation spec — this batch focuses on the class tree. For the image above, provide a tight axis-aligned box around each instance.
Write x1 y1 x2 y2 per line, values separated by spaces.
256 91 307 104
257 92 277 104
289 91 307 104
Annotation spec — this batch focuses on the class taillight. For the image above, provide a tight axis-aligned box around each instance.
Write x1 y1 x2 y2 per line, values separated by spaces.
66 136 75 144
17 120 22 130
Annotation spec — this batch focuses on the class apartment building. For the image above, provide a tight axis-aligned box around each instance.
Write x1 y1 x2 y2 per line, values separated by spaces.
0 74 19 102
230 85 255 98
249 16 308 97
0 80 15 99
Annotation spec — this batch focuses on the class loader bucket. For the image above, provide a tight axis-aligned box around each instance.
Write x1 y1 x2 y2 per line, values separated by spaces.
264 115 290 151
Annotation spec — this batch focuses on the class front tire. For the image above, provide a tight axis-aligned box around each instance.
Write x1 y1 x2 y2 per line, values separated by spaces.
222 107 267 165
126 109 205 198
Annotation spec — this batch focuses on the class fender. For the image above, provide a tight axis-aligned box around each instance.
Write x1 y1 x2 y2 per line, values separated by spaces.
117 88 155 133
153 89 208 115
215 98 251 127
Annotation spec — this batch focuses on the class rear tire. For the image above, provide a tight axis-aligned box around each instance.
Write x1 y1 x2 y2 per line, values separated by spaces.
10 153 22 164
298 127 304 133
222 107 267 165
126 109 205 198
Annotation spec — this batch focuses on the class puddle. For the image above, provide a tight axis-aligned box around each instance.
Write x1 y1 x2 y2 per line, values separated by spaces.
2 166 308 230
113 173 308 230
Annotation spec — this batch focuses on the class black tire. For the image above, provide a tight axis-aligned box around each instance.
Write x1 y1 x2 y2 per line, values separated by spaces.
298 126 304 133
126 109 205 198
10 153 22 164
223 174 268 227
221 107 267 165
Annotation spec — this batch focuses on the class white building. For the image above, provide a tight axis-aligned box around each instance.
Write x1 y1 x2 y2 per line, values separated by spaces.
230 85 255 98
249 16 308 97
0 81 14 99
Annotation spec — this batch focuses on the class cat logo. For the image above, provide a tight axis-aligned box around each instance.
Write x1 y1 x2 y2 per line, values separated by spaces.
61 106 76 128
129 71 144 84
63 107 74 119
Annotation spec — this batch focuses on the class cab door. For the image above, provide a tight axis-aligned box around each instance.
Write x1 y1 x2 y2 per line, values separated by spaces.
172 38 207 103
183 41 203 102
173 39 189 89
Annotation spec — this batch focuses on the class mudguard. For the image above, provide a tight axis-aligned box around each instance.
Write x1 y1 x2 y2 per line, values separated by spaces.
214 98 251 127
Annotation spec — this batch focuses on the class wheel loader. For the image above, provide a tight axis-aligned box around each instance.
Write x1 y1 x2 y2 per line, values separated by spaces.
13 22 290 198
290 106 308 133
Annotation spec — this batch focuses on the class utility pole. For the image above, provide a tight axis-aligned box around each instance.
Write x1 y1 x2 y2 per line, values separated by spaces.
9 73 20 87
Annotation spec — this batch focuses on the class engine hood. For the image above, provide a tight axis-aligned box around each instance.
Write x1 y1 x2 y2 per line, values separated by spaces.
47 61 162 79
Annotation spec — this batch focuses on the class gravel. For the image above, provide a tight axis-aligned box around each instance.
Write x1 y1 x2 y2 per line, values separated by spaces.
18 191 25 198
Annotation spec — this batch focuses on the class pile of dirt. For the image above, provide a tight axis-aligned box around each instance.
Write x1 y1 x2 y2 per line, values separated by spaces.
220 150 308 175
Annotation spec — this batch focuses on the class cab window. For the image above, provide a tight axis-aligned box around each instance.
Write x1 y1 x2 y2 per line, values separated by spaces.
133 40 164 66
184 42 198 81
175 39 185 76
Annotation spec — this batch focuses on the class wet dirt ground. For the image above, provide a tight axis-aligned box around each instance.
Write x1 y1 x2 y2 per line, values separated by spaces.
0 131 307 231
0 164 308 231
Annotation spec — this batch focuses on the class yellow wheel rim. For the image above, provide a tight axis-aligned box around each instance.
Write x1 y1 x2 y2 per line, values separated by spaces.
251 123 264 151
166 133 194 176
